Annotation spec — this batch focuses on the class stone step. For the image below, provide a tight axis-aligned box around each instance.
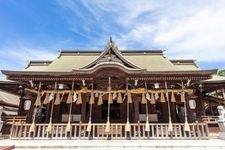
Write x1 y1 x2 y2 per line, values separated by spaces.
0 139 225 150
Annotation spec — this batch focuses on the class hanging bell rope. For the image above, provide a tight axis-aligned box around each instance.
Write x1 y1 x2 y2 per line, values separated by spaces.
87 83 94 132
43 93 50 105
108 93 113 104
165 81 173 132
46 82 57 133
97 93 103 105
66 81 74 132
125 83 131 132
171 91 176 103
30 82 42 133
66 92 72 104
150 93 156 105
160 90 166 103
182 81 190 132
117 92 123 103
34 82 42 106
144 82 150 132
127 92 132 104
54 92 61 105
105 77 111 133
76 93 82 105
89 89 95 105
141 93 147 104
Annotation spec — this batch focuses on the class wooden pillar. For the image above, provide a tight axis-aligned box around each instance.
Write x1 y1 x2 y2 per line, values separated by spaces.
133 96 140 123
161 102 168 123
171 102 177 122
18 97 26 116
196 93 205 117
26 94 36 123
81 94 87 123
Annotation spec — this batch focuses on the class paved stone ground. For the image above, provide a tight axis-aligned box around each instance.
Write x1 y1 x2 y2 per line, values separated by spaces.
0 139 225 150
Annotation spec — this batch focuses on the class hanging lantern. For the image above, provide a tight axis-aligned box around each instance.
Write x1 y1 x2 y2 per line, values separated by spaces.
184 121 190 132
97 94 103 105
117 92 123 103
66 92 72 104
105 120 110 133
141 93 147 104
86 119 92 132
43 93 50 105
76 93 82 104
46 121 53 133
89 92 95 104
34 95 41 106
108 93 113 104
127 92 132 103
150 93 156 104
125 120 131 132
181 92 185 103
160 91 166 103
65 121 72 132
171 91 176 103
168 121 173 132
54 93 61 105
29 122 36 133
145 120 150 132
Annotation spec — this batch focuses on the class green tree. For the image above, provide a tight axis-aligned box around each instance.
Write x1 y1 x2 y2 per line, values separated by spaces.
218 69 225 76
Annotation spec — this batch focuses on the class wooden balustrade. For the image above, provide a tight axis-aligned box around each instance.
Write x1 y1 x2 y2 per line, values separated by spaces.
199 116 218 124
9 122 209 140
2 116 26 125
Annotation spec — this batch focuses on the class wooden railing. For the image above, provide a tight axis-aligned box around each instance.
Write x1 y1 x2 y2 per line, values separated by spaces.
2 116 26 125
199 116 218 124
10 122 209 140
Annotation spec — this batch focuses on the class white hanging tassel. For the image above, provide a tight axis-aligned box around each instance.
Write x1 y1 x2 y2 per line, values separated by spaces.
86 119 92 132
65 120 72 132
184 120 190 132
125 120 131 132
168 121 173 132
46 121 53 133
145 119 150 132
29 122 36 133
105 119 110 133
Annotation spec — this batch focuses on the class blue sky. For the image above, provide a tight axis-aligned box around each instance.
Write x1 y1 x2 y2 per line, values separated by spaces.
0 0 225 75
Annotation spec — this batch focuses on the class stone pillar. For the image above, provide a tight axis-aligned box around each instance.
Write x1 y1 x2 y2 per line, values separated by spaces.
217 106 225 139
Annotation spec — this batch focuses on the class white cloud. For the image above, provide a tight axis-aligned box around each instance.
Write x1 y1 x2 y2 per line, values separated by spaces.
0 45 57 71
78 0 225 63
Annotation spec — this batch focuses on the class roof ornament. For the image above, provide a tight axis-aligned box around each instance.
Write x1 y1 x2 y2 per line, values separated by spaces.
109 36 114 48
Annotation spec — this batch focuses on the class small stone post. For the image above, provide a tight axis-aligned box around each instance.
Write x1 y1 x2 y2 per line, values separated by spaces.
217 105 225 139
